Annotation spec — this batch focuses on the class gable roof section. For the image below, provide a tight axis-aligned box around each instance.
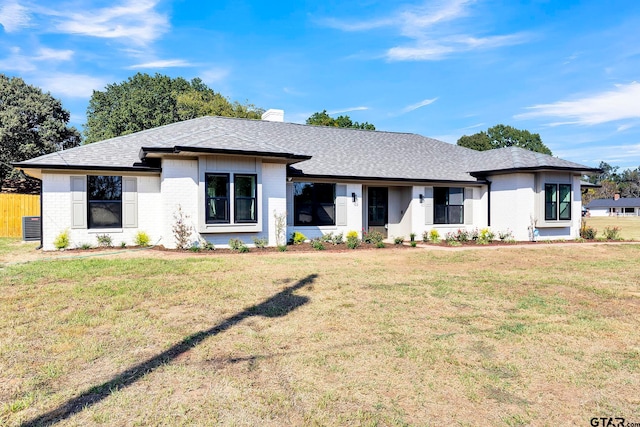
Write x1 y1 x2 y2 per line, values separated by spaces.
14 116 598 182
586 197 640 208
467 146 599 175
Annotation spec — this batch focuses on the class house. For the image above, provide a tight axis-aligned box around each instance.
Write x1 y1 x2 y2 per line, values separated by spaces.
586 195 640 217
14 110 599 250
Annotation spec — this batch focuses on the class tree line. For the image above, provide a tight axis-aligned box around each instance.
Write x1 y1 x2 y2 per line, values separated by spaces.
583 162 640 204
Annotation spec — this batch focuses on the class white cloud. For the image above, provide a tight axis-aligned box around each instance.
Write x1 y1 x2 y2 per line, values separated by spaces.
328 106 369 115
34 47 74 61
38 73 108 98
126 59 192 69
321 0 529 61
0 0 30 32
401 97 438 113
516 82 640 126
49 0 168 46
200 68 230 85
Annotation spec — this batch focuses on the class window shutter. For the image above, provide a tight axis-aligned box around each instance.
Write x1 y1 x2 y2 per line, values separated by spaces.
70 176 87 229
122 177 138 228
286 182 294 226
464 188 474 225
424 186 434 225
336 184 347 226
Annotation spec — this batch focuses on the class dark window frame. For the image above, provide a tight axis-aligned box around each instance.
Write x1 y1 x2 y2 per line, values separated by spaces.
234 174 258 223
87 175 122 229
434 187 464 225
545 183 571 221
293 182 336 226
205 173 230 224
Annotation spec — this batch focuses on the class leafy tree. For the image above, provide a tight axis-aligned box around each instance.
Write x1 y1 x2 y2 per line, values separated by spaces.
0 74 81 181
457 124 552 155
306 110 375 130
84 73 263 143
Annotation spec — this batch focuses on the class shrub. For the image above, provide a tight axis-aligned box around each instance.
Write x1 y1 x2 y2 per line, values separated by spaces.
346 230 360 249
376 241 385 248
273 211 287 247
228 238 243 250
290 231 307 245
394 236 404 245
362 230 384 244
54 229 70 250
332 232 344 245
477 228 495 245
409 232 416 242
498 229 513 241
79 242 92 250
237 244 249 253
277 245 288 252
120 241 127 248
580 220 597 240
410 241 417 247
96 234 113 248
134 231 150 247
311 239 325 250
198 236 215 251
172 205 193 250
603 226 622 241
252 236 268 249
428 229 440 243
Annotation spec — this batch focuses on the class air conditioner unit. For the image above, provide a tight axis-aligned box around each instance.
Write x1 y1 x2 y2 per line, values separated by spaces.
22 216 41 241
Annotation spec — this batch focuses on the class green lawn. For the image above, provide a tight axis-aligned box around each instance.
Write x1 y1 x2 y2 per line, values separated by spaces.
585 216 640 240
1 242 639 426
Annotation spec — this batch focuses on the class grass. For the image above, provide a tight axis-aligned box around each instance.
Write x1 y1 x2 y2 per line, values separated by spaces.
1 241 640 425
585 216 640 240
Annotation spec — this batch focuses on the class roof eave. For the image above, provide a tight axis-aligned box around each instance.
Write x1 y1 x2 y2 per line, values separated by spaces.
470 166 602 177
140 146 312 164
287 170 486 185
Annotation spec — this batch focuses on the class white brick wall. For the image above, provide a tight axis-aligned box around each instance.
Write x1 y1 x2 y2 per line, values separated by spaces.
40 173 162 250
160 159 199 248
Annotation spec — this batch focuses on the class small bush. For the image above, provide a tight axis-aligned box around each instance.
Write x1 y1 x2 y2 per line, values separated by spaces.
135 231 150 247
409 232 416 242
277 245 288 252
477 228 495 245
291 231 307 245
79 242 92 250
603 226 622 241
189 243 201 252
252 236 268 249
120 241 127 248
498 229 513 241
376 241 385 248
228 238 243 250
237 244 249 253
410 241 417 247
394 236 404 245
426 229 440 243
172 205 193 250
311 239 325 250
332 232 344 245
346 231 360 249
363 230 384 244
96 234 113 248
580 220 597 240
54 229 70 250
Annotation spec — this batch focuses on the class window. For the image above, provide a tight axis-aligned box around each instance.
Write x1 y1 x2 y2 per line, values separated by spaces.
294 182 335 226
434 187 464 224
88 176 122 228
206 174 229 223
234 174 257 223
545 184 571 221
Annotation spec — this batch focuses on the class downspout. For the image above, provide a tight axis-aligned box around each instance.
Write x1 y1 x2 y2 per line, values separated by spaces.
37 177 43 250
486 179 491 227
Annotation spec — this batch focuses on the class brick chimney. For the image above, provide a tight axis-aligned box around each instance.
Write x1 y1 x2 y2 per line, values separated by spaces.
261 109 284 122
614 193 620 200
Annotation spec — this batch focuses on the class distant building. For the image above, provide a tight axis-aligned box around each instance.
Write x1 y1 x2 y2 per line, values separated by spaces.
586 194 640 217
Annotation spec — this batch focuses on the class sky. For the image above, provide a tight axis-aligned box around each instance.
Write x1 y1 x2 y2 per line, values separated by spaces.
1 0 640 170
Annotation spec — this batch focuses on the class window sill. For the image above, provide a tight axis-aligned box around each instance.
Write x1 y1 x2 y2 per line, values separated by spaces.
88 228 123 233
537 220 572 228
200 223 262 234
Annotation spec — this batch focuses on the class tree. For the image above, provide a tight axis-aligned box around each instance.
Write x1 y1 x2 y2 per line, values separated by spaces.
0 74 81 181
84 73 264 143
306 110 375 130
457 124 552 155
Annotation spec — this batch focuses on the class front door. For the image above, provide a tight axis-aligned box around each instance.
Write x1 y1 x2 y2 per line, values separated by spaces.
368 187 388 238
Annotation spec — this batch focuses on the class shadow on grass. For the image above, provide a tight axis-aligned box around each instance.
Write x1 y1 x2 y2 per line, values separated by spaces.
22 274 317 427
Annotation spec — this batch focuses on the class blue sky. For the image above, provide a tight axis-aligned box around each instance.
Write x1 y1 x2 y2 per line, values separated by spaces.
1 0 639 169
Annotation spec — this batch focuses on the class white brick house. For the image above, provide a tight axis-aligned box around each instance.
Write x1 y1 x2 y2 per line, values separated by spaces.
15 111 598 250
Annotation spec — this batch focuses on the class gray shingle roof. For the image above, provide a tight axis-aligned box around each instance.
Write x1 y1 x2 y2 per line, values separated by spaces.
15 116 597 182
586 198 640 208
